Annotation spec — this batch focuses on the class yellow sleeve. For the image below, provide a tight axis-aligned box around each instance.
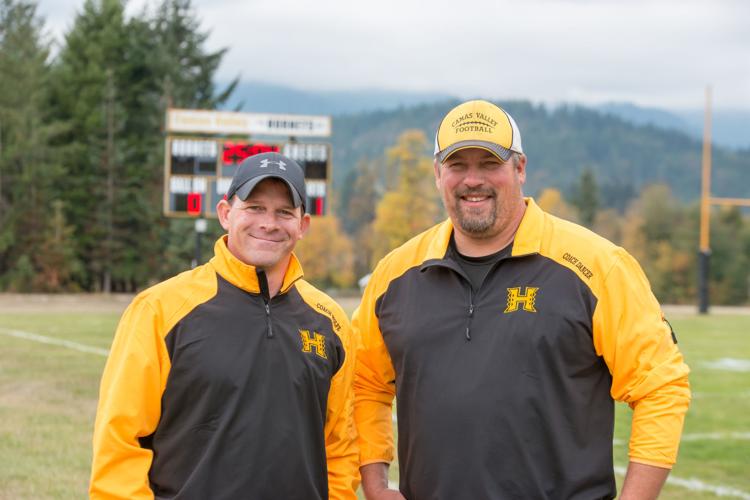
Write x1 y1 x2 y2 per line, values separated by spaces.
352 271 397 467
593 249 691 467
324 310 360 500
90 297 169 499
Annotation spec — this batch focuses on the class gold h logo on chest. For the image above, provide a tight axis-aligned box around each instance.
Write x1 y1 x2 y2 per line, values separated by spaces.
504 287 539 313
299 330 327 359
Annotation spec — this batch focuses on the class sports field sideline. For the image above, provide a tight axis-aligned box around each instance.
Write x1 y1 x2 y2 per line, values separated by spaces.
0 295 748 499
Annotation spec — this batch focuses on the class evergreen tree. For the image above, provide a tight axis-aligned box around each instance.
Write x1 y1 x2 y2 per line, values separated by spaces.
709 207 749 304
344 159 380 277
50 0 137 292
0 0 74 289
570 167 600 228
33 200 82 291
149 0 237 110
147 0 238 278
49 0 235 291
340 158 379 234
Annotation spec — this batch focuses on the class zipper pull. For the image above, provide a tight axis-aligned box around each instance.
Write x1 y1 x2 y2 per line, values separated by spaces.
465 303 474 341
265 302 274 338
257 268 274 338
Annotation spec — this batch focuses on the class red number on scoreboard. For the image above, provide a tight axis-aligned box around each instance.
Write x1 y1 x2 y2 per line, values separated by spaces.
222 142 280 164
187 192 202 215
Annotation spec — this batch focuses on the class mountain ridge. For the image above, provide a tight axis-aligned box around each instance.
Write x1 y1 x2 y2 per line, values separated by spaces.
223 81 750 150
221 83 749 212
328 100 748 212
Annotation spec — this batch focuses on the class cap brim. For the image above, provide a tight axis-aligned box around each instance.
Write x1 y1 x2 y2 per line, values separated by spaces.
234 174 303 208
436 140 514 163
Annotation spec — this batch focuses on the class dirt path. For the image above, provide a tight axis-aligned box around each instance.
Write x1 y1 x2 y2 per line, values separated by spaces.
662 304 750 316
0 294 746 316
0 293 135 313
0 293 363 315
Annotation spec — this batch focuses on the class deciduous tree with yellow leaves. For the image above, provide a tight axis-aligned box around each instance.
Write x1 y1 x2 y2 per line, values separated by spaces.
371 130 442 264
536 188 578 222
295 215 355 289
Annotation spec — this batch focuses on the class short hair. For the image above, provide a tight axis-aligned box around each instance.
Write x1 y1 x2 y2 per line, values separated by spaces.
511 152 522 168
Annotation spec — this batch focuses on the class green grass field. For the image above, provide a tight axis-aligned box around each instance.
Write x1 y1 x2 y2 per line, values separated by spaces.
0 307 748 499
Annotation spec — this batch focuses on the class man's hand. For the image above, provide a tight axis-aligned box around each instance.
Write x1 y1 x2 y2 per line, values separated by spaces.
360 463 406 500
619 461 670 500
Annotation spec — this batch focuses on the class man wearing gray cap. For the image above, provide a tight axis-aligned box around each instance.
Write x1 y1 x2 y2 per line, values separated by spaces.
91 152 359 499
354 100 690 499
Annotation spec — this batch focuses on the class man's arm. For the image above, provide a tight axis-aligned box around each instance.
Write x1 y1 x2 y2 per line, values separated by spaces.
352 264 402 493
360 463 405 500
352 293 398 467
323 307 360 500
593 250 691 468
90 298 165 500
619 462 670 500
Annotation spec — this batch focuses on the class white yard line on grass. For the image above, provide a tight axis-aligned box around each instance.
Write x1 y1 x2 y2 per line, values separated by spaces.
614 466 750 499
390 412 750 498
680 432 750 442
386 462 750 498
0 327 109 357
693 391 750 399
703 358 750 372
614 431 750 446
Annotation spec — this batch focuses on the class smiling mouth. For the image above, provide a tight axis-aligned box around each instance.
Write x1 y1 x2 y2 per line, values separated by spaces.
250 234 285 243
459 190 495 203
462 195 490 202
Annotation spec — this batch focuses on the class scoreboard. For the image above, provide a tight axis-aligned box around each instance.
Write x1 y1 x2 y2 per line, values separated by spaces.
164 109 331 218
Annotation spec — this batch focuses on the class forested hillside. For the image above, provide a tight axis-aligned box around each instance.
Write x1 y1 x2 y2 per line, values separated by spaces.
331 100 749 213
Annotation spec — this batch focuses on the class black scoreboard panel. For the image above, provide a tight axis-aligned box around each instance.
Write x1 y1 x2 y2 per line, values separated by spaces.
282 143 328 179
166 174 218 217
170 138 217 175
164 137 330 217
282 143 329 215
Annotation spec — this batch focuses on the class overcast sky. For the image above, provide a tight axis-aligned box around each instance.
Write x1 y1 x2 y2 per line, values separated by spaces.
37 0 750 111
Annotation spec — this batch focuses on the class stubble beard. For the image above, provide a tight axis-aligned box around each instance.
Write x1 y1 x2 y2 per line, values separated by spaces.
452 189 499 237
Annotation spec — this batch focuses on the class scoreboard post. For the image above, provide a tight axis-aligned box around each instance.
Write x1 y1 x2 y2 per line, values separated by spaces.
163 109 332 219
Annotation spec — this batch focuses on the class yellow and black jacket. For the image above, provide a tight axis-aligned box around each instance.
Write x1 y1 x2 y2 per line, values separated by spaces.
354 198 690 500
91 236 358 500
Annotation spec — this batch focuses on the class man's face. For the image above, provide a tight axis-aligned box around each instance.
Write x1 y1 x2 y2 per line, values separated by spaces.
435 147 526 240
217 178 310 272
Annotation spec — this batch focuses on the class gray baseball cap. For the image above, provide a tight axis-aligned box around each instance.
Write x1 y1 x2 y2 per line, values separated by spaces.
226 152 306 208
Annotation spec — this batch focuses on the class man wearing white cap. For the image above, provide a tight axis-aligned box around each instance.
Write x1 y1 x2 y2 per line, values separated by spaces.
353 100 690 499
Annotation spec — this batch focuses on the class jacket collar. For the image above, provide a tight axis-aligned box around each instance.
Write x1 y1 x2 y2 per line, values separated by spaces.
209 235 304 295
511 197 544 257
426 197 544 261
